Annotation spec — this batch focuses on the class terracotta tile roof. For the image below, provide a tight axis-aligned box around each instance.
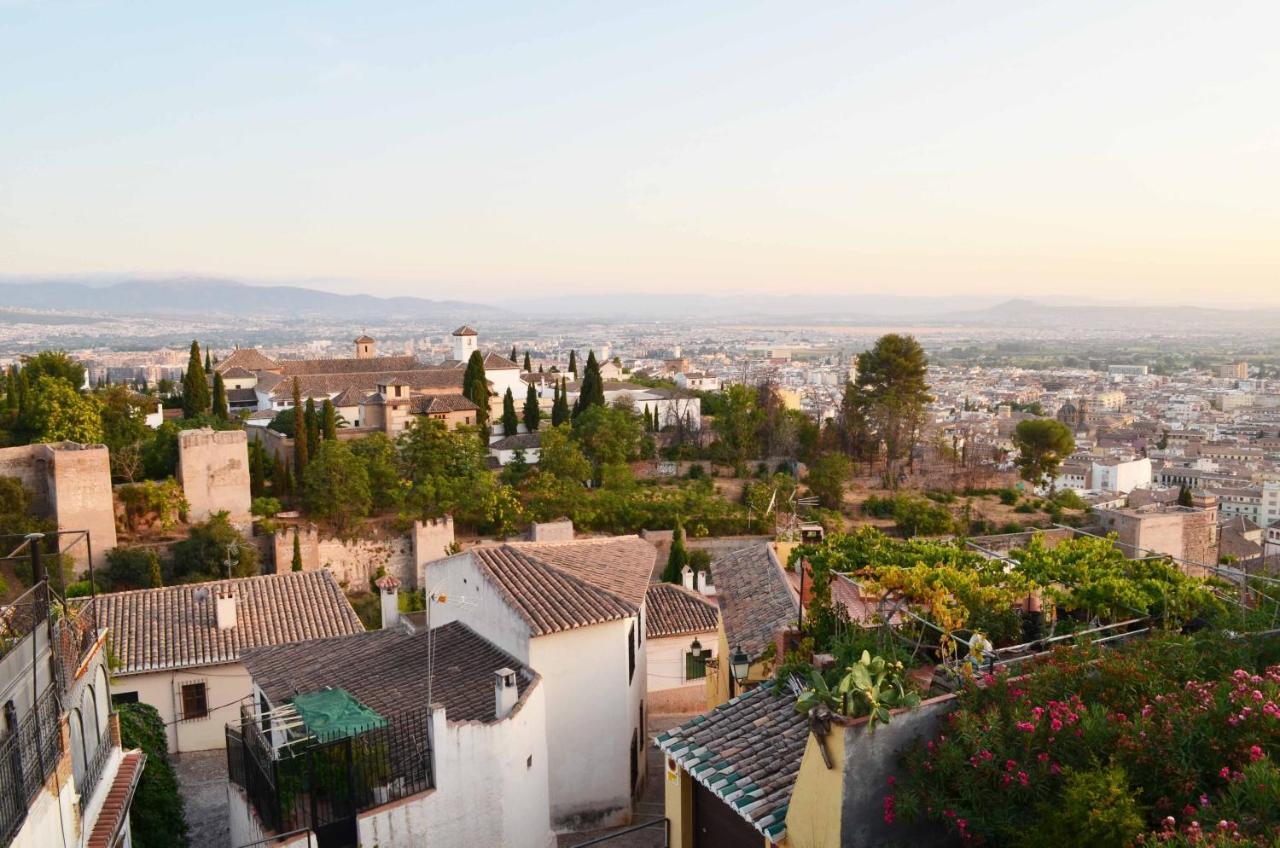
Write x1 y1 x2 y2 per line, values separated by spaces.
86 750 146 848
711 544 798 660
268 369 463 400
95 571 365 674
657 684 808 842
488 432 541 451
467 537 656 635
452 325 478 336
411 393 480 415
482 351 519 371
645 582 719 639
219 366 255 378
225 388 258 404
216 348 280 373
277 355 424 376
243 621 535 723
354 334 376 344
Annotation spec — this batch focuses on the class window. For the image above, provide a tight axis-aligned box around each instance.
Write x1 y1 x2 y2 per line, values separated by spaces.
111 692 139 706
180 682 208 721
685 648 711 681
627 624 636 684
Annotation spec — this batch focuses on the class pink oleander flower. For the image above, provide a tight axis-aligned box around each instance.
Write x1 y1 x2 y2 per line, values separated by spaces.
1016 721 1035 733
1050 718 1063 732
1219 766 1231 779
1250 745 1264 762
1018 771 1029 787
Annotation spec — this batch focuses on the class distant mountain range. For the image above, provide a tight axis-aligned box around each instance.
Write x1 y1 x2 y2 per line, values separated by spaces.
0 278 1274 330
0 278 505 322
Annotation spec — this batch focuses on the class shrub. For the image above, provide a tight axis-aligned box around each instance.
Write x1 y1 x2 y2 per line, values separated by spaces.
1014 501 1037 514
251 496 282 518
116 479 187 533
997 487 1019 505
101 546 163 590
118 702 191 848
687 463 704 480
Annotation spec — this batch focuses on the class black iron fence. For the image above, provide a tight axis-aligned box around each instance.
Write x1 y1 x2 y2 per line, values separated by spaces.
54 597 99 693
226 704 434 848
0 583 47 663
79 730 114 815
0 687 65 845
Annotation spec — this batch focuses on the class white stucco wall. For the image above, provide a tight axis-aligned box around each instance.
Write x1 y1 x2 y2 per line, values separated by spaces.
645 631 717 694
529 618 644 831
113 662 251 753
357 685 554 848
228 785 317 848
421 553 533 661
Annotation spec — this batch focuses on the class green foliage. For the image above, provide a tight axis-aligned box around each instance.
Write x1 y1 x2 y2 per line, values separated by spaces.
573 404 643 480
663 521 689 583
267 406 298 437
212 371 228 420
304 397 319 450
117 702 191 848
689 548 711 574
805 452 853 510
26 374 104 443
523 351 532 372
1038 766 1145 848
291 532 303 571
712 384 762 469
141 421 181 479
1012 417 1075 490
864 493 955 536
462 350 490 433
251 496 282 518
97 384 153 481
794 650 921 726
841 334 931 470
501 387 518 436
102 546 163 591
169 512 257 583
20 350 86 390
567 349 577 378
321 398 338 440
523 382 541 432
302 440 371 534
574 350 605 415
349 432 404 510
181 341 210 419
117 479 187 532
292 378 308 479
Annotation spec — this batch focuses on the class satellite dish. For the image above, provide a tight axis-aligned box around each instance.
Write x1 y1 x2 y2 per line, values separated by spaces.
194 588 210 603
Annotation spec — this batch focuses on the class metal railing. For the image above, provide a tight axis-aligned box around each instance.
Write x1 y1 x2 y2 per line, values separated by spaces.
227 704 434 845
0 583 47 663
0 687 64 845
79 735 114 815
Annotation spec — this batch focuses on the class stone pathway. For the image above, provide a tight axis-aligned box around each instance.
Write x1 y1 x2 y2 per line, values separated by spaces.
173 749 231 848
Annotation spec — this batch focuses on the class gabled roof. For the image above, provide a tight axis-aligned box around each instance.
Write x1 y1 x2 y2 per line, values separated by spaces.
220 366 255 379
410 394 479 415
243 621 536 723
278 355 423 377
216 348 280 374
645 582 718 639
711 544 798 660
657 684 809 842
269 369 463 400
354 334 376 344
95 571 365 674
482 352 519 371
452 325 478 336
488 432 541 451
467 537 656 636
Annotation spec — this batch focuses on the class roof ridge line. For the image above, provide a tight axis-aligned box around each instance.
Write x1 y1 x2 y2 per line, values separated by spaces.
504 544 638 610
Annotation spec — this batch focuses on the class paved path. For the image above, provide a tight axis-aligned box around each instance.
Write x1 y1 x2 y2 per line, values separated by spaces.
557 713 694 848
173 750 231 848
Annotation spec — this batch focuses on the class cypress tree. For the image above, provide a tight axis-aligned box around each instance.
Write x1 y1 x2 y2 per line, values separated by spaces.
204 351 212 373
538 364 544 374
212 371 229 420
523 351 532 372
292 378 308 477
523 382 541 432
552 379 570 426
574 350 605 416
304 397 320 450
182 341 210 418
510 345 518 363
568 350 578 378
662 520 690 583
249 441 266 496
148 557 163 588
462 350 491 434
643 405 653 432
321 398 338 441
291 532 304 572
502 388 518 436
4 367 17 413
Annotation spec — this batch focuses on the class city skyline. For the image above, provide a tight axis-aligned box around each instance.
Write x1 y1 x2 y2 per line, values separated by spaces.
4 1 1279 305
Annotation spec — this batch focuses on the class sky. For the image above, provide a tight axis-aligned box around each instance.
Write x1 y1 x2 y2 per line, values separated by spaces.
2 0 1279 305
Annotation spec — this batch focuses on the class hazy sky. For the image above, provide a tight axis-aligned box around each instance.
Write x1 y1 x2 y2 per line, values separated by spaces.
3 1 1279 304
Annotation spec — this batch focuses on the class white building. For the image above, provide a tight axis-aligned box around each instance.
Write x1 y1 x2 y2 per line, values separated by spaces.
94 571 364 753
1091 457 1153 494
489 432 542 466
675 372 721 392
1263 481 1280 530
232 607 555 848
643 578 719 715
419 537 656 831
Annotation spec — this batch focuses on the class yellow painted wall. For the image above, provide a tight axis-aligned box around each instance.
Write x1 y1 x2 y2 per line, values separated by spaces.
665 762 695 848
781 729 845 848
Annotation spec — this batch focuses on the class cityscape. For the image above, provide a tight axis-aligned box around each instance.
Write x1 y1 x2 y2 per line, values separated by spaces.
4 2 1280 848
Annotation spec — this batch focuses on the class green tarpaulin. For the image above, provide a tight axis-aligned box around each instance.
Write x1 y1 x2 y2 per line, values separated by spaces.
290 688 386 741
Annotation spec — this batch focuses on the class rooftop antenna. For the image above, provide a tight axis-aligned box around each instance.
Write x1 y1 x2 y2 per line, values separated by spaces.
423 582 479 720
223 541 241 580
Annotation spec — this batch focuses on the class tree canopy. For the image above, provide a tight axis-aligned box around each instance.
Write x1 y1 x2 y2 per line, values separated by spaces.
181 341 210 418
1012 418 1075 491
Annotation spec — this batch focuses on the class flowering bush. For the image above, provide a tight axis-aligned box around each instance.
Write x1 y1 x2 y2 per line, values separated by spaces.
889 635 1280 845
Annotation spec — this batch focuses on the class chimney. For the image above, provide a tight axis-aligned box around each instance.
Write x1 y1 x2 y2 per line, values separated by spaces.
494 667 518 719
680 565 694 591
375 575 401 629
215 590 237 630
696 570 710 596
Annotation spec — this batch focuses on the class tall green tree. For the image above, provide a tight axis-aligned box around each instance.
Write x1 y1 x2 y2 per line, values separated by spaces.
21 351 86 390
291 532 304 571
204 350 212 373
501 387 519 436
462 350 491 434
662 520 690 583
523 383 541 432
1012 418 1076 493
211 371 229 420
291 378 308 478
574 351 605 416
350 432 404 510
806 452 854 510
713 384 763 471
321 398 338 440
567 349 578 378
27 375 104 444
536 424 591 483
552 379 570 426
523 351 532 372
510 344 518 362
302 440 371 534
181 341 210 418
847 334 931 480
573 404 642 482
304 397 320 452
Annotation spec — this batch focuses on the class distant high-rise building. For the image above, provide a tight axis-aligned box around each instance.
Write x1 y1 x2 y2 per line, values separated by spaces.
1216 361 1249 380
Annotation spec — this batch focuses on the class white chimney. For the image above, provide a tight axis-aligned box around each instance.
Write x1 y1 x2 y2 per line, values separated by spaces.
681 565 694 591
215 590 237 630
696 570 711 596
494 668 518 719
375 575 401 629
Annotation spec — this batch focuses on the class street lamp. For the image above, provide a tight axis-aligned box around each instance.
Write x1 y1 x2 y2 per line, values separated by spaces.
730 646 750 687
689 638 702 655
